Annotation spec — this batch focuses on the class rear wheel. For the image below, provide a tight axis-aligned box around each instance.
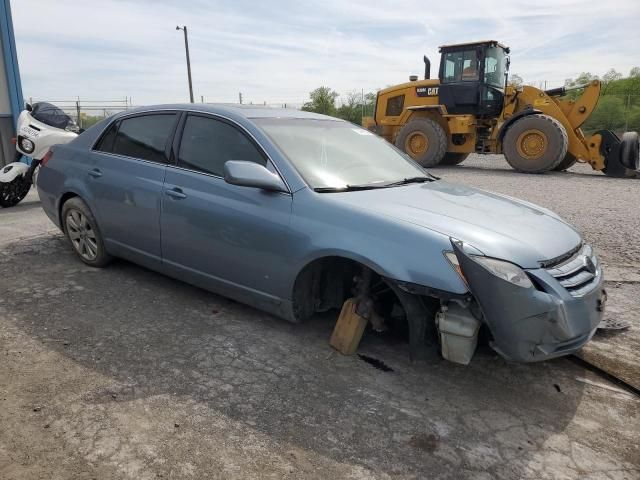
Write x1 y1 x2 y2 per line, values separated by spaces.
440 153 469 166
395 118 447 167
62 197 111 267
503 114 568 173
0 176 31 208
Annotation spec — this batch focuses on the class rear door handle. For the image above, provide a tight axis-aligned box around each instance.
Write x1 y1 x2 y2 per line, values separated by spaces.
88 168 102 178
165 187 187 199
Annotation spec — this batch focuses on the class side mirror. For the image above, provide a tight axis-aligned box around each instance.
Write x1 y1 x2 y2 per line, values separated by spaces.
223 160 288 193
25 103 32 112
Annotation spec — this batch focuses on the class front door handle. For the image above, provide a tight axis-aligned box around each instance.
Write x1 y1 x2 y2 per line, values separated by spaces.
165 187 187 200
88 168 102 178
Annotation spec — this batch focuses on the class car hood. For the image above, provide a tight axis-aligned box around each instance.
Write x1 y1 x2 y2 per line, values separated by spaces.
329 180 581 268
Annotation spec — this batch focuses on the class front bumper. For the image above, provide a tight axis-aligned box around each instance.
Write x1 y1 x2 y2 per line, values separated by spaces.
452 242 605 362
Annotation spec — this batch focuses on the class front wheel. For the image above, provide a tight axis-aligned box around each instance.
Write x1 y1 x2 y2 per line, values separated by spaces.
0 176 31 208
553 152 577 171
503 114 568 173
62 197 112 267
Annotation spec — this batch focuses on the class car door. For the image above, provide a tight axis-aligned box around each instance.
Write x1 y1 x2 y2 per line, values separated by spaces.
88 112 179 269
161 113 293 311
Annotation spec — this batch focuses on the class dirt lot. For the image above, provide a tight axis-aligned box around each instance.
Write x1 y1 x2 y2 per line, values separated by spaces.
0 156 639 479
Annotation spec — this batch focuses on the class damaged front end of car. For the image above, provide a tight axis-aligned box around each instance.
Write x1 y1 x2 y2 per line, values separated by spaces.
435 240 606 363
384 239 606 365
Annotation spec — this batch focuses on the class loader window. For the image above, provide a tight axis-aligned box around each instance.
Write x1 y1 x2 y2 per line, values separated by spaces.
442 50 479 83
484 46 507 87
385 95 405 116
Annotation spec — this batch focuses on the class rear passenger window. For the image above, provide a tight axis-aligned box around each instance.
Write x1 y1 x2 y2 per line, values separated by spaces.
110 114 177 163
95 121 118 152
178 115 266 176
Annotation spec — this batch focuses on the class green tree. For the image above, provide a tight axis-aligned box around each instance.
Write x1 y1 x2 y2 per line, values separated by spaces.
583 96 626 131
302 87 339 115
602 69 623 94
508 73 524 88
336 91 362 124
627 107 640 132
564 72 598 100
629 67 640 78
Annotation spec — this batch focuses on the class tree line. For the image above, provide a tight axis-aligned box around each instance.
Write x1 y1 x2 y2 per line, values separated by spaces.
303 67 640 134
301 87 376 126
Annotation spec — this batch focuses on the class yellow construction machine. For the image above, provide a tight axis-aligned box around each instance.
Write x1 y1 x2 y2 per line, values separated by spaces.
363 40 639 177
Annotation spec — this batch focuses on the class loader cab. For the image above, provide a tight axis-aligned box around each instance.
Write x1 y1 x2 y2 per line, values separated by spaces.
437 40 510 117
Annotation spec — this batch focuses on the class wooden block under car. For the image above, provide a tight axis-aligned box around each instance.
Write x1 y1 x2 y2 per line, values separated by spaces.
330 297 367 355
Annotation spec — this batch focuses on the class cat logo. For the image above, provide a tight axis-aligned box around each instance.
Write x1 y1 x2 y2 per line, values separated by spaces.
416 87 439 97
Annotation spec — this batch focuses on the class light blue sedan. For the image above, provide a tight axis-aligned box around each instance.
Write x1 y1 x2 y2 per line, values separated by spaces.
36 105 606 364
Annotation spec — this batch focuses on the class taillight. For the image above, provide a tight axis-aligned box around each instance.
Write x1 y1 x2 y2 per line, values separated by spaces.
40 149 54 167
10 137 16 144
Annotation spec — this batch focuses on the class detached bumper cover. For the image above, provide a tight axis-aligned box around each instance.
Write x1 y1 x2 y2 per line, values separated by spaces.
452 242 605 362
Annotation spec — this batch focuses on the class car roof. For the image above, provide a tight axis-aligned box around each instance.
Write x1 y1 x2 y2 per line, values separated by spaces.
115 104 340 121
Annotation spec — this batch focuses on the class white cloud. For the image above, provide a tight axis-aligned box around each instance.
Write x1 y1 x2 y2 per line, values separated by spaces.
10 0 640 105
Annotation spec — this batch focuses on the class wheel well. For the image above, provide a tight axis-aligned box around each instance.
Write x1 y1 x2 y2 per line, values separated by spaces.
497 107 542 142
290 256 416 328
292 256 362 322
58 192 79 231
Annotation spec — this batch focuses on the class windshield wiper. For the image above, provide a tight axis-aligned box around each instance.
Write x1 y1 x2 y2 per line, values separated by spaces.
384 176 434 187
313 183 391 193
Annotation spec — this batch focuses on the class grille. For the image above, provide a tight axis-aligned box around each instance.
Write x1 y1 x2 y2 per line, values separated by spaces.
543 244 600 297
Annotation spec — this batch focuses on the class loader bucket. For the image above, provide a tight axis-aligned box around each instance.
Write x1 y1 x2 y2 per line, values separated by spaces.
598 130 640 177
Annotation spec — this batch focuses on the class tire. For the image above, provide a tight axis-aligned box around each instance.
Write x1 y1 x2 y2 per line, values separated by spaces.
0 176 31 208
553 152 577 171
620 131 639 171
503 114 568 173
440 153 469 166
395 118 447 167
61 197 111 267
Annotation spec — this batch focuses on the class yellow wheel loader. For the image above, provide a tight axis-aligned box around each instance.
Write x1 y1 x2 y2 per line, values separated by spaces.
363 40 640 177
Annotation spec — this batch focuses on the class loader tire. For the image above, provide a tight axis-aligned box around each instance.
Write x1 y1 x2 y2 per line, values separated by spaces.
395 118 447 167
440 153 469 166
553 152 577 171
503 114 568 173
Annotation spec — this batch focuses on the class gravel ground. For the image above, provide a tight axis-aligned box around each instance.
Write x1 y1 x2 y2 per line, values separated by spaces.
0 160 639 479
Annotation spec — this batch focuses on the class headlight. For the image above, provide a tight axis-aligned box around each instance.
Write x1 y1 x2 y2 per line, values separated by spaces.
473 257 533 288
19 137 35 153
444 251 533 289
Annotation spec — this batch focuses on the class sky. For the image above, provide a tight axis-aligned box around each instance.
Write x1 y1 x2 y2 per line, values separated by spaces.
10 0 640 107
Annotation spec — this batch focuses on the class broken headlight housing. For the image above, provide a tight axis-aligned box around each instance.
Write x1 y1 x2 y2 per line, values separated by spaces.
445 252 533 289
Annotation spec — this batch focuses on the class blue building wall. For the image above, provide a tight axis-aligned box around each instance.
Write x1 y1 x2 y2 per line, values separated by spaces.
0 0 23 167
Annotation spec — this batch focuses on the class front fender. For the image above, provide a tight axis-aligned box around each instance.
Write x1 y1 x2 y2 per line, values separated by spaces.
288 190 470 299
0 162 29 183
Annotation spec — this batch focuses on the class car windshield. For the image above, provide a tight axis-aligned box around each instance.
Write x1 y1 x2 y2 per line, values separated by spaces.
255 119 430 190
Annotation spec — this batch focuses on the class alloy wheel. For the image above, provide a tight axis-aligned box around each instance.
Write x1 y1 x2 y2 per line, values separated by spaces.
65 209 99 261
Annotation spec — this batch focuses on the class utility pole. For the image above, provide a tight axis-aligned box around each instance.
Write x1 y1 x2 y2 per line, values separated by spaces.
176 25 194 103
76 97 81 128
238 92 243 104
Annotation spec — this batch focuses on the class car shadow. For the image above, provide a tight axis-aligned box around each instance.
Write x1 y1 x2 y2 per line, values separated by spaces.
1 233 617 478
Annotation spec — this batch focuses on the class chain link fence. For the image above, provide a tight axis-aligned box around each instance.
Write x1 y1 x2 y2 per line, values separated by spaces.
28 98 132 129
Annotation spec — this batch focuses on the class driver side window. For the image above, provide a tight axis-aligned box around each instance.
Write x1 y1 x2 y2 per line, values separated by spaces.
178 115 267 177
